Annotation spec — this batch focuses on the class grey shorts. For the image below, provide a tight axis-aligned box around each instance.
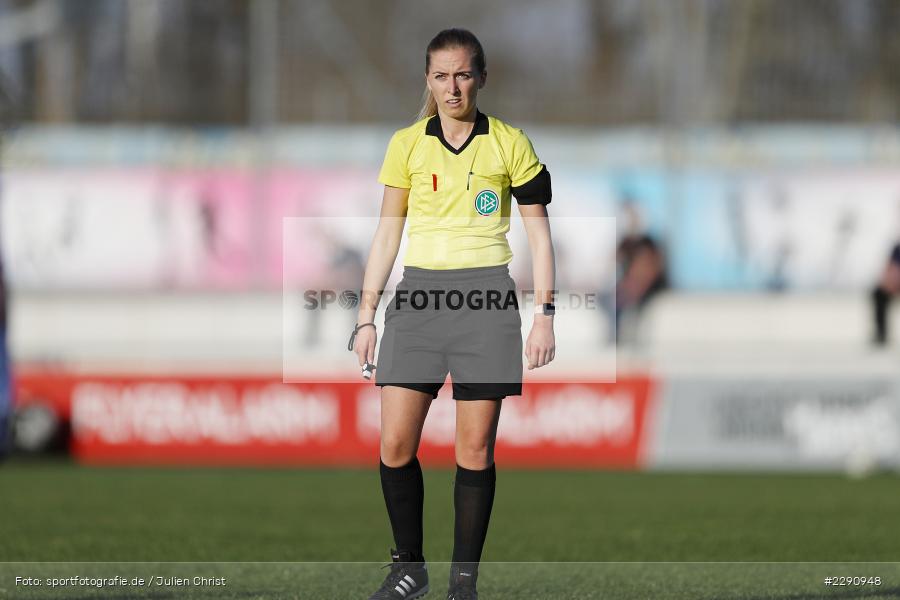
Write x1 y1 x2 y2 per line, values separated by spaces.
375 264 523 400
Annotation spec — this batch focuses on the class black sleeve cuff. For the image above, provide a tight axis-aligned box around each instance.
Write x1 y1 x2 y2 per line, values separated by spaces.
511 165 552 205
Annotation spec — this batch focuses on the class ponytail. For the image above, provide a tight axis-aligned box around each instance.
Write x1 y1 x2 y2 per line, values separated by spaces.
416 85 438 121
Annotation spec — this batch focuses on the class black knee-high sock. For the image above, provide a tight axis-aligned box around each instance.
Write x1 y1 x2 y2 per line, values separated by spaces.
451 463 496 570
380 457 424 560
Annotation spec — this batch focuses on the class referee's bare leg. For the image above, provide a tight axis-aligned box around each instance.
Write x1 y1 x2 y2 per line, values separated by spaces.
454 399 501 470
450 399 502 590
380 386 433 466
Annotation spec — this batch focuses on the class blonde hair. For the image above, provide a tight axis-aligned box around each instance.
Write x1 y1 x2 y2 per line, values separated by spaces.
416 28 486 122
416 86 438 121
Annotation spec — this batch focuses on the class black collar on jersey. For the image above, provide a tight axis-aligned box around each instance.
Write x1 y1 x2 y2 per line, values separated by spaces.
425 110 489 155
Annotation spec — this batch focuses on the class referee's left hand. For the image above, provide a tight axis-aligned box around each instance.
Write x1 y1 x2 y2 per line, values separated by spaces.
353 324 377 369
526 316 555 369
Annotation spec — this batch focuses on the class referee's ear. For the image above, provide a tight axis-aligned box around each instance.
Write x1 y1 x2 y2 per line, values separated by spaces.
478 69 487 89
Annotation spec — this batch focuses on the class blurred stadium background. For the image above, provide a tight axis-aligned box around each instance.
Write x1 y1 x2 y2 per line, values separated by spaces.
2 1 900 598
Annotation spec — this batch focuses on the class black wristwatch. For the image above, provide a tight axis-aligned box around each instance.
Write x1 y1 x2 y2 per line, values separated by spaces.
535 303 556 317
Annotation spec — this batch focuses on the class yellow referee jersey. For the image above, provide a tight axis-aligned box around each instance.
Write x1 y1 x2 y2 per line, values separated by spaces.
378 110 552 269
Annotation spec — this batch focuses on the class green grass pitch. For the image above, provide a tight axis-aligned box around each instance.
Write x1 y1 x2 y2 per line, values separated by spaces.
1 460 899 598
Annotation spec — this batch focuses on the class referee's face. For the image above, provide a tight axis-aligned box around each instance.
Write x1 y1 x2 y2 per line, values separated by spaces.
426 46 485 121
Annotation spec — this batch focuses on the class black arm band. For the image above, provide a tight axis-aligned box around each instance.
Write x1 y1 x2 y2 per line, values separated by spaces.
511 165 552 206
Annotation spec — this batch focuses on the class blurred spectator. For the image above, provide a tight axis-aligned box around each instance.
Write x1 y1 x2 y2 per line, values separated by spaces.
871 238 900 347
765 186 793 292
0 258 9 460
0 72 15 460
302 226 365 348
329 233 366 334
604 200 668 345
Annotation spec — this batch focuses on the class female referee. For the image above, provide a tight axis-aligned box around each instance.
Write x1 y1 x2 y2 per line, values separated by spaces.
350 28 555 600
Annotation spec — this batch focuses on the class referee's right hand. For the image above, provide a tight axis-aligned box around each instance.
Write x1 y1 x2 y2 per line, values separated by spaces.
353 324 377 367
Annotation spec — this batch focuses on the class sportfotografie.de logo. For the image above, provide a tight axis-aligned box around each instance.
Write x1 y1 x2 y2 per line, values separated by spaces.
302 289 598 311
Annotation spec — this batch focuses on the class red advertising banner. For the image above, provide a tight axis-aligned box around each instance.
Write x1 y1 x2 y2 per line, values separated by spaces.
14 370 655 468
